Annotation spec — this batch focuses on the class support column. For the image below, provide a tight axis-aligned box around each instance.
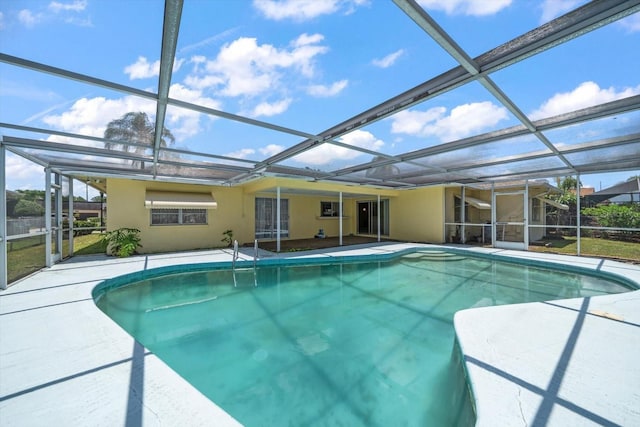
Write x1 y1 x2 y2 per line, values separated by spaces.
461 186 466 244
69 179 74 256
45 168 52 267
524 180 529 250
55 173 63 260
576 173 581 256
0 142 7 289
276 187 281 253
377 194 381 242
339 191 343 246
491 183 496 247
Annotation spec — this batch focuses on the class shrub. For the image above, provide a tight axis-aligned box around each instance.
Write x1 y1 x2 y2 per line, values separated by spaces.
14 199 44 216
582 204 640 229
101 227 142 257
221 229 233 247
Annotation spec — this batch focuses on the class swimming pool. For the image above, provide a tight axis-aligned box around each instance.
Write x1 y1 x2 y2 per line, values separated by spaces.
93 249 634 426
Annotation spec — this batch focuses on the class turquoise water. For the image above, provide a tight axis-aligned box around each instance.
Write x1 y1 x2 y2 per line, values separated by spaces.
94 250 632 426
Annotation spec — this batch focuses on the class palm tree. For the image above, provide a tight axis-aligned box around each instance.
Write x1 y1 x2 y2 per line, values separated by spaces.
365 156 400 180
104 112 175 168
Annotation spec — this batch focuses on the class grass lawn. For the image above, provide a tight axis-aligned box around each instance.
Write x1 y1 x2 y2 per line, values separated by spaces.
6 233 638 284
72 232 105 255
7 233 106 283
529 236 640 263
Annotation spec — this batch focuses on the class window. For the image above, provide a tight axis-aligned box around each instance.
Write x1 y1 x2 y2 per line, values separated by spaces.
151 208 207 225
531 198 541 222
454 196 469 223
320 201 340 217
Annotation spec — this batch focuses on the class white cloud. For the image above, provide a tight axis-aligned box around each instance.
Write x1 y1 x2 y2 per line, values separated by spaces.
124 56 185 80
18 9 41 28
5 153 46 190
619 13 640 33
260 144 285 157
42 96 156 146
539 0 580 23
372 49 405 68
253 0 340 21
307 79 348 97
40 87 220 145
390 101 509 141
226 148 256 159
166 83 222 139
124 57 160 80
178 27 241 55
0 12 5 30
250 98 293 117
187 33 328 99
293 32 325 47
292 129 383 166
529 81 640 120
417 0 511 16
49 0 87 13
15 1 89 29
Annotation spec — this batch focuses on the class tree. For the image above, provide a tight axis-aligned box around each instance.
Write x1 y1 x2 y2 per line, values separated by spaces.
104 112 175 167
548 176 581 230
365 156 400 179
14 199 45 217
15 189 46 201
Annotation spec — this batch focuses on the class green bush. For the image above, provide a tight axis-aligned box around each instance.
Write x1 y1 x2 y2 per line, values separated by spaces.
14 199 44 216
101 227 142 257
582 204 640 229
221 229 234 247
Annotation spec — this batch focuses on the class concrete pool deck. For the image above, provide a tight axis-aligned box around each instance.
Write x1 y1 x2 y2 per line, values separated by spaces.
1 243 638 426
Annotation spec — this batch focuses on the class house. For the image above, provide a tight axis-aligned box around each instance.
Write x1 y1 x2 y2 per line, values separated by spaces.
106 176 561 253
585 177 640 206
65 201 105 221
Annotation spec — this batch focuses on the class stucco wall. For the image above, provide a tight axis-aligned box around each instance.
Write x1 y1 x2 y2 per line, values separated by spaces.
279 193 354 239
107 179 251 253
106 177 449 252
391 187 445 243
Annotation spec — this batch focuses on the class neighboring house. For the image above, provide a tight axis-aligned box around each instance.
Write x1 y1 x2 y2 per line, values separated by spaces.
65 201 105 221
106 177 562 254
585 178 640 206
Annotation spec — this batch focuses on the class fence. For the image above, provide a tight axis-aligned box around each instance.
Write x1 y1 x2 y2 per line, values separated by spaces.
7 217 46 236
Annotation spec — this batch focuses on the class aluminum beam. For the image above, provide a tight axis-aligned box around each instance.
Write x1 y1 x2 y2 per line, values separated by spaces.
152 0 183 175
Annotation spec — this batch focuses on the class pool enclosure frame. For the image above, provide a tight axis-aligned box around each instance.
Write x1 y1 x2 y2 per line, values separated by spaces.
1 0 640 288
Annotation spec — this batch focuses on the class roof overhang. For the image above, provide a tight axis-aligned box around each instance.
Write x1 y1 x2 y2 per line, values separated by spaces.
465 196 492 210
538 197 569 210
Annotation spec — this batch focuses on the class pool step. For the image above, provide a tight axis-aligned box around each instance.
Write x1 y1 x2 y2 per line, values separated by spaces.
402 251 466 261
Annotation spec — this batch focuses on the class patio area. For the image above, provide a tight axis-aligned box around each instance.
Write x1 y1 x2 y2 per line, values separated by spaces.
251 235 393 252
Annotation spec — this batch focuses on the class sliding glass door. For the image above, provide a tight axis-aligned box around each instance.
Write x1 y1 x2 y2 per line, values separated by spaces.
255 197 289 239
357 200 389 235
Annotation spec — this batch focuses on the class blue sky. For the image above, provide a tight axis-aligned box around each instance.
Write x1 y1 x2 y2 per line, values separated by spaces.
1 0 639 197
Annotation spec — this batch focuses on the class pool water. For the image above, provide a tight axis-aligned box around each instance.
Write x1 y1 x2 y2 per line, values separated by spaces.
94 250 632 426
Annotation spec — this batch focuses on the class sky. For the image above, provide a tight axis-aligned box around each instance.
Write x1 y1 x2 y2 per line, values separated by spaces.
1 0 639 199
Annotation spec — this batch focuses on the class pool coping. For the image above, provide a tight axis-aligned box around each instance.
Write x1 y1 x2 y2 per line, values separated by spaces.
1 243 639 426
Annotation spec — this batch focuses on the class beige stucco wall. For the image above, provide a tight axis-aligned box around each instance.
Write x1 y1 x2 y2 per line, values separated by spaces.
255 192 356 240
391 187 445 243
106 177 449 252
107 179 252 253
